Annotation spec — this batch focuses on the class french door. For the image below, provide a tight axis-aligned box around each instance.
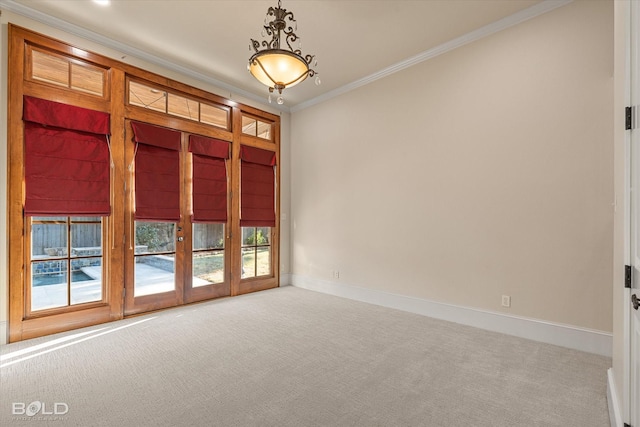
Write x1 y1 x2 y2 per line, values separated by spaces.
123 120 231 315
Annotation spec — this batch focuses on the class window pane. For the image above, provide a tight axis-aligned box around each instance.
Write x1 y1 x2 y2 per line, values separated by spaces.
193 250 224 287
32 222 67 259
256 246 271 277
31 260 68 311
200 103 228 128
31 49 69 88
135 222 175 254
32 216 67 222
256 227 270 245
242 247 256 278
129 81 167 113
71 217 101 222
134 221 175 296
193 223 224 250
168 93 199 121
242 227 256 246
241 227 271 279
135 254 175 296
256 120 271 139
71 222 102 257
70 258 102 304
70 63 104 96
242 116 257 136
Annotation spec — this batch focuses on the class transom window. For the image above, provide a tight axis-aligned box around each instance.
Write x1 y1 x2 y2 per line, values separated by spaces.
28 46 106 97
128 80 230 129
242 114 272 140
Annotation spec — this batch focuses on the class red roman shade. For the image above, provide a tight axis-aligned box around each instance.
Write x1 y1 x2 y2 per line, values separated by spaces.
240 145 276 227
189 135 229 223
131 122 181 222
23 96 111 216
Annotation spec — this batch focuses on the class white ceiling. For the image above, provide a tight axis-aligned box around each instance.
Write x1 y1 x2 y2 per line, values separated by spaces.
3 0 558 110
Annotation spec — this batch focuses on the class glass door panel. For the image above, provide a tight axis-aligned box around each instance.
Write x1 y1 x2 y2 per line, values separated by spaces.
192 223 225 287
134 221 176 297
241 227 272 279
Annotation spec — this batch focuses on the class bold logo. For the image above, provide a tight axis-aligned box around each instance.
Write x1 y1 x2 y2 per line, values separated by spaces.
12 401 69 416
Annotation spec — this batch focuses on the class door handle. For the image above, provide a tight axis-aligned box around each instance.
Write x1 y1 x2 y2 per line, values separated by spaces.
633 294 639 311
177 236 184 242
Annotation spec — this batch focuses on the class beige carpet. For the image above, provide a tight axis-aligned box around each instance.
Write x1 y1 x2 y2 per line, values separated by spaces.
0 286 610 426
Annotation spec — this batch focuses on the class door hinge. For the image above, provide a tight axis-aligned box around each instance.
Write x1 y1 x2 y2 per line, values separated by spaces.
626 106 635 130
625 264 632 288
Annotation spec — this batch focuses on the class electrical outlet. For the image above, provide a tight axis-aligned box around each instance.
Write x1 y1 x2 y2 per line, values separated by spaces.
331 270 340 279
501 295 511 308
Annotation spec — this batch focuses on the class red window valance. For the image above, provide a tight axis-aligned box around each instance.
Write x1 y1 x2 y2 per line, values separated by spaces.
23 95 110 135
240 146 276 227
23 96 111 216
189 135 229 223
132 122 181 222
131 121 180 151
240 145 276 166
189 135 229 159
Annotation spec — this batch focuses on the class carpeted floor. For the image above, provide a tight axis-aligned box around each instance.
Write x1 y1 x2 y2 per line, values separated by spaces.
0 286 611 426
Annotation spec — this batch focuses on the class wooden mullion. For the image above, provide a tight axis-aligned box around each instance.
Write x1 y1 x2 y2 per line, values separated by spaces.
107 67 126 321
230 107 243 295
8 26 27 342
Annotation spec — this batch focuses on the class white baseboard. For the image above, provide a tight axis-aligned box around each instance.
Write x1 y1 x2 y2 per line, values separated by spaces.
291 274 612 357
279 274 292 286
607 368 623 427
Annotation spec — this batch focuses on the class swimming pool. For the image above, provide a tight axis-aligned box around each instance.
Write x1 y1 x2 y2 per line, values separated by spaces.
32 271 93 286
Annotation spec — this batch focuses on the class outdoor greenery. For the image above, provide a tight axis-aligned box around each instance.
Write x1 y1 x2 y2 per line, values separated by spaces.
136 223 175 253
242 227 270 246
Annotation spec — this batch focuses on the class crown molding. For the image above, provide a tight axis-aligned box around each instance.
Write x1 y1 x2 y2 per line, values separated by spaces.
290 0 573 113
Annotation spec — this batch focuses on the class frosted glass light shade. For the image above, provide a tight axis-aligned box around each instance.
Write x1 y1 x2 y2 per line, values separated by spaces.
249 50 309 89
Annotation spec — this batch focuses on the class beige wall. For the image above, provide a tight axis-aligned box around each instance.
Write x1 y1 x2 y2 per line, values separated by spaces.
291 0 613 332
0 10 291 344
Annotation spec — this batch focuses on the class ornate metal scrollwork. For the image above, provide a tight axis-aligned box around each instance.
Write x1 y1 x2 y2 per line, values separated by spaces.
248 0 319 103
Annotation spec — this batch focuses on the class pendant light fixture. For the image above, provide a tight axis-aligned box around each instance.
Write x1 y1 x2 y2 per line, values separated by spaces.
248 0 320 105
